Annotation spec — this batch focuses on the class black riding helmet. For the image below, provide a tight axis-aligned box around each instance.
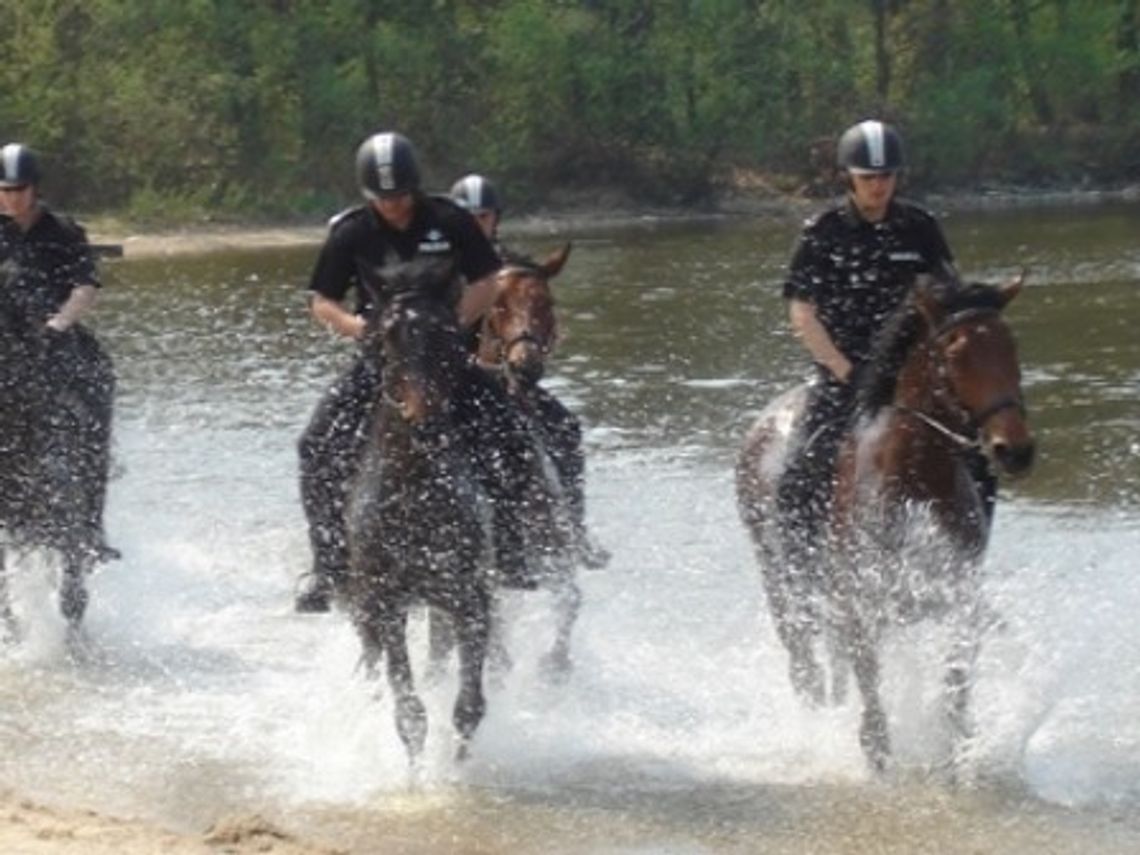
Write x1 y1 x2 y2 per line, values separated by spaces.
836 120 904 174
355 132 421 199
450 174 501 214
0 143 42 187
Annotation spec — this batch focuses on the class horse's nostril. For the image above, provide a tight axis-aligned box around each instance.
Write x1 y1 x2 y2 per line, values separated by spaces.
995 441 1035 475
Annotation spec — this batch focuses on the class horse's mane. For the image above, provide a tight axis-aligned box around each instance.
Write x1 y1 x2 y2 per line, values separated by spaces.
855 277 1010 416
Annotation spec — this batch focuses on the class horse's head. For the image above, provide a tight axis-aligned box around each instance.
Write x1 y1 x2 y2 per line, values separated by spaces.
911 271 1035 476
371 259 467 428
479 243 570 390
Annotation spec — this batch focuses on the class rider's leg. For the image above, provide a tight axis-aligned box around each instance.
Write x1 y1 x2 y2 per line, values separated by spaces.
531 387 609 568
296 357 379 612
453 367 549 589
62 329 117 560
966 450 998 532
775 376 854 581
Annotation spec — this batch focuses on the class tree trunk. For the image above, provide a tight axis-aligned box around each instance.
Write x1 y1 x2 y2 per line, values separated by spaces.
1009 0 1055 124
1119 0 1140 112
873 0 891 105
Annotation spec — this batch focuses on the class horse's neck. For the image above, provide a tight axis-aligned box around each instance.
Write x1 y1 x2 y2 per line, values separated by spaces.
895 345 969 432
880 346 971 486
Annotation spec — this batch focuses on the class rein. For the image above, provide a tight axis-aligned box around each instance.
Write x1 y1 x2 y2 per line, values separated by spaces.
896 306 1024 451
480 266 556 368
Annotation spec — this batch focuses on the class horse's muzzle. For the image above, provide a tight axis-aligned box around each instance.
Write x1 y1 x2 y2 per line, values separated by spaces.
508 356 545 388
990 438 1035 477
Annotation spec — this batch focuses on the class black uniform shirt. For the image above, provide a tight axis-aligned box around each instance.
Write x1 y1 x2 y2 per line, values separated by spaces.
308 194 501 314
783 197 953 364
0 207 100 319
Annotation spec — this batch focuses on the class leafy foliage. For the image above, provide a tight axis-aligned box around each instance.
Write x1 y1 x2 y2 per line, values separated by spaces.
0 0 1136 217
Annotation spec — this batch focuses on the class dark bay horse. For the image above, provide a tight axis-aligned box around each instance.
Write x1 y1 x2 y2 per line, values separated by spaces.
736 272 1034 772
344 259 490 764
429 244 592 682
0 261 110 642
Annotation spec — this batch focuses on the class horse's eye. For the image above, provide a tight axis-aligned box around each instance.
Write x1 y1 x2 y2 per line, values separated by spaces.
945 330 971 358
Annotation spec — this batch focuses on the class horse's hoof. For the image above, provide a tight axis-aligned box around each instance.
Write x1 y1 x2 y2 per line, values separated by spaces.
96 544 122 563
790 658 825 707
455 740 471 763
860 709 891 774
59 577 89 628
396 696 428 758
577 536 611 570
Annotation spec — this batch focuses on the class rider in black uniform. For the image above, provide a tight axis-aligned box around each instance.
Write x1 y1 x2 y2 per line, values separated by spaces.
0 142 117 560
295 134 544 612
450 174 609 569
777 120 992 567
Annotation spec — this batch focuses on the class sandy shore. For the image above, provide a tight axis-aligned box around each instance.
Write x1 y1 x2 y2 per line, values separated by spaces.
0 793 338 854
85 183 1140 261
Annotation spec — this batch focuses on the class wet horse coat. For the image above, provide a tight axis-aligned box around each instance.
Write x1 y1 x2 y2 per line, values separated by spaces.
0 260 112 640
430 244 589 682
344 260 490 763
737 274 1034 771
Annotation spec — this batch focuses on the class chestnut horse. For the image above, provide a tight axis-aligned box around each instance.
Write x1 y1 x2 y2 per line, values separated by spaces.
736 272 1034 771
429 244 592 682
344 259 490 765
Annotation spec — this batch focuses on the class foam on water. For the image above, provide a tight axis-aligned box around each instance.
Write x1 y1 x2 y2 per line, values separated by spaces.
5 399 1135 833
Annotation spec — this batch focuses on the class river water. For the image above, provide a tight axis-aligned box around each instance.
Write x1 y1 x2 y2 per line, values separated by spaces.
1 202 1139 853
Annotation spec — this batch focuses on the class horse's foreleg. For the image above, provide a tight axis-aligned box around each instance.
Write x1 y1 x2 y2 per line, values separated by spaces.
486 594 513 687
539 570 580 684
380 607 427 764
59 554 91 630
845 616 890 773
425 607 456 685
762 560 824 706
944 585 983 773
0 549 18 644
452 587 490 760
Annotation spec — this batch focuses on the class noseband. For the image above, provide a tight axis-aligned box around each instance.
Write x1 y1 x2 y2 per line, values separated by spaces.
482 267 556 368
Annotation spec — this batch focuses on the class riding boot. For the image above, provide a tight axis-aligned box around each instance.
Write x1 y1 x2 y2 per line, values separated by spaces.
296 504 350 612
967 449 998 531
532 387 609 569
295 356 379 614
295 478 351 612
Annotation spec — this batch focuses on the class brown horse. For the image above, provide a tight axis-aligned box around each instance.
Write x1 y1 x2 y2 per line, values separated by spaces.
344 259 490 765
736 272 1035 772
429 244 594 683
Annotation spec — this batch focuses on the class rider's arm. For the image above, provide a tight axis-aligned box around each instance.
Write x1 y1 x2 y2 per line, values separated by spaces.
309 292 366 340
46 283 97 332
788 298 855 383
456 271 502 328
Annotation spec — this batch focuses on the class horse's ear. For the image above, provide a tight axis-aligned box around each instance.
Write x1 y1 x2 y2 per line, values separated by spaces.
540 242 572 279
998 267 1027 307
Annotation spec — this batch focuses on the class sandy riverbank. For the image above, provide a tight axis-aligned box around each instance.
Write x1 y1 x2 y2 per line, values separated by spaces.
86 183 1140 261
0 792 338 854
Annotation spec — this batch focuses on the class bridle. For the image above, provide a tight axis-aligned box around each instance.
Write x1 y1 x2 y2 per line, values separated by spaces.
481 266 556 369
896 307 1025 451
